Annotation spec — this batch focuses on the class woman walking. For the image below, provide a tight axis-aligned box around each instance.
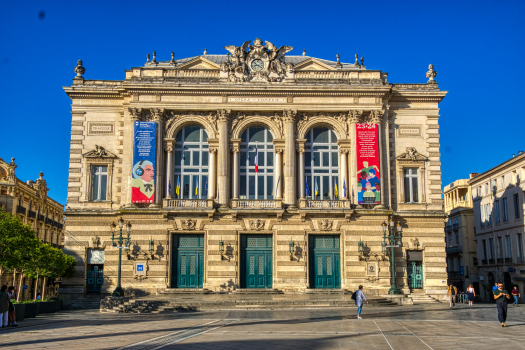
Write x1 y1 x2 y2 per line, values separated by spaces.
511 286 520 306
355 285 368 319
467 284 476 306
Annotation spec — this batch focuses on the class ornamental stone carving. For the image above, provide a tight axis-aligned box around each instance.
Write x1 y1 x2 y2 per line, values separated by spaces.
426 64 437 83
250 219 265 231
318 219 333 231
348 110 363 124
128 108 142 121
180 219 196 230
217 109 231 122
164 111 219 139
74 60 85 78
223 38 293 83
83 145 116 159
269 113 284 137
397 147 428 162
361 110 383 124
230 113 246 137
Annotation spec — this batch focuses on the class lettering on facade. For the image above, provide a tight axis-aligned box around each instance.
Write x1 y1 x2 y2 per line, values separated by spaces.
228 97 288 103
88 123 114 135
397 125 421 138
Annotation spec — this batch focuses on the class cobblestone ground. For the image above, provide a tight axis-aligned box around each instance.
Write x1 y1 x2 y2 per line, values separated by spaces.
1 303 525 349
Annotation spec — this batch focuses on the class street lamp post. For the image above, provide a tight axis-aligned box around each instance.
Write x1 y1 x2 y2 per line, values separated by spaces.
382 219 403 295
110 218 132 297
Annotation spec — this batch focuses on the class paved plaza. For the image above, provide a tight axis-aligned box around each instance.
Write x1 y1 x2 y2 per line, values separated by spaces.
1 303 525 349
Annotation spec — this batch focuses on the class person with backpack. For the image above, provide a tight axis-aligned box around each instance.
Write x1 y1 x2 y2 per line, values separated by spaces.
352 285 368 319
447 283 457 308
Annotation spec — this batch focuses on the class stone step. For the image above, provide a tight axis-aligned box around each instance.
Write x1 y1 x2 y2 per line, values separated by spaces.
160 288 214 294
304 289 351 295
232 289 284 294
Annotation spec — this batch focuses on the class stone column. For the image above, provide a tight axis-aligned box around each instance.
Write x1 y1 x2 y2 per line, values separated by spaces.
232 143 240 199
299 148 305 199
208 148 217 200
339 149 348 199
165 140 174 199
150 108 165 208
217 109 231 207
283 110 297 207
275 149 283 199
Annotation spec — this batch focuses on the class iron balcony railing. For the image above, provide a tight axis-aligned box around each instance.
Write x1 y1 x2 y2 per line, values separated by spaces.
481 259 488 265
16 205 26 215
37 214 45 222
489 259 495 264
28 210 36 219
453 223 459 231
446 246 463 254
446 226 452 233
448 271 462 278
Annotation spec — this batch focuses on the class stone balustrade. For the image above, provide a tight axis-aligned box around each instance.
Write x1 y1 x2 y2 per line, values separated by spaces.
231 199 282 209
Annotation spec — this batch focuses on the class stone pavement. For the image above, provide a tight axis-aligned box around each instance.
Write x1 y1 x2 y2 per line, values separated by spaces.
1 303 525 349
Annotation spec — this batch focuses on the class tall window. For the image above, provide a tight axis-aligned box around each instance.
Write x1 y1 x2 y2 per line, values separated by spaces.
492 179 497 192
489 238 495 259
404 168 419 203
480 205 485 227
514 193 520 219
498 236 503 259
501 176 505 188
304 127 339 200
503 197 509 221
485 183 488 195
495 200 501 224
174 126 209 199
485 203 492 225
518 234 524 260
506 235 512 259
482 239 487 261
239 127 274 200
91 166 108 201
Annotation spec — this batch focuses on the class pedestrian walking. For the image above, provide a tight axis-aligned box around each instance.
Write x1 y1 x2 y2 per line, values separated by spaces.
0 285 9 327
511 286 520 307
494 282 510 327
447 283 457 308
7 286 18 326
355 285 368 319
467 284 475 306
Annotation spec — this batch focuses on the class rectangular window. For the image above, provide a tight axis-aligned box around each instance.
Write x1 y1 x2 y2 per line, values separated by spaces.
518 234 524 260
489 238 495 259
514 193 520 219
248 176 255 199
495 200 501 224
482 239 487 260
480 205 485 227
240 175 247 199
501 176 505 188
91 166 108 201
506 235 512 259
486 203 492 225
498 236 503 259
403 168 419 203
503 197 509 221
485 183 488 195
492 179 497 192
266 176 273 199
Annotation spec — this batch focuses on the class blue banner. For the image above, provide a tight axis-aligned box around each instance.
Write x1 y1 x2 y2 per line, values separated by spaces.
132 121 157 203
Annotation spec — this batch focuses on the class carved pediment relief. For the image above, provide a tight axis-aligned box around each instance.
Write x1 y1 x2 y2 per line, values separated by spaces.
83 145 117 159
180 219 197 230
396 147 428 162
250 219 265 231
176 57 221 70
294 59 336 71
318 219 333 231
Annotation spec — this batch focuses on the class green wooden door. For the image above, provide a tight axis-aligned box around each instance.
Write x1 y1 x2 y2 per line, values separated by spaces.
241 235 272 288
172 235 204 288
407 261 423 289
310 235 341 289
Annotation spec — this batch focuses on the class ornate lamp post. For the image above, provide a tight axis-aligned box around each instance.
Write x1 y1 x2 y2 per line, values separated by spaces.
382 219 403 294
110 218 132 297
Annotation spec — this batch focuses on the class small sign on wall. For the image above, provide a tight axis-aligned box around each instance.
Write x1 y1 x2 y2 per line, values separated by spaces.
135 262 146 275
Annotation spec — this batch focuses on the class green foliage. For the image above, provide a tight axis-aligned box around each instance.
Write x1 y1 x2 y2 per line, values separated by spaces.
0 209 76 278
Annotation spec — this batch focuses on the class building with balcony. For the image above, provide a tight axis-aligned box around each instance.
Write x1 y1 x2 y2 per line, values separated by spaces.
61 38 448 301
444 177 478 293
0 157 65 299
470 152 525 301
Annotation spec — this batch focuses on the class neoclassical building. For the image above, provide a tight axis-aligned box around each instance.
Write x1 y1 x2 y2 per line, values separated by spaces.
61 39 448 301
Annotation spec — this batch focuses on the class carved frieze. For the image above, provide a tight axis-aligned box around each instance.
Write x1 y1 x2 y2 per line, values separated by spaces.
180 219 196 230
318 219 333 231
250 219 265 231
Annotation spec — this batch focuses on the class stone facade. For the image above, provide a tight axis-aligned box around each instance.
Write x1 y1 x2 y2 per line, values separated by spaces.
61 39 448 300
0 157 65 299
469 152 525 301
444 177 478 293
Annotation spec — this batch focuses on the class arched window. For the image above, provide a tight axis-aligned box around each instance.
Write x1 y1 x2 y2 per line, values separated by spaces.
304 127 339 200
29 200 32 212
239 127 274 200
173 126 209 199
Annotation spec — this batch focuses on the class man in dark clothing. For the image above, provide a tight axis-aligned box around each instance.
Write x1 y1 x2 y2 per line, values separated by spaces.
0 285 9 327
494 282 511 327
447 283 457 308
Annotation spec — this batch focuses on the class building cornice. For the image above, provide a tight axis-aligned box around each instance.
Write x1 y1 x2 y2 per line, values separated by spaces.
468 152 525 185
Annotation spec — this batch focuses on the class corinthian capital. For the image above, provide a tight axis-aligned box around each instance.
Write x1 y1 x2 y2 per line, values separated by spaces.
369 110 384 124
348 110 363 123
128 107 143 121
283 109 297 123
150 108 165 121
217 109 231 122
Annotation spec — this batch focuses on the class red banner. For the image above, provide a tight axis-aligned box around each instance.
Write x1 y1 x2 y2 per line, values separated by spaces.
356 124 380 204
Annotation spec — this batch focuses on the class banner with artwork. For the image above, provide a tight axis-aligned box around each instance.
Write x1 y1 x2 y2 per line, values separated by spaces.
132 121 157 204
356 123 380 204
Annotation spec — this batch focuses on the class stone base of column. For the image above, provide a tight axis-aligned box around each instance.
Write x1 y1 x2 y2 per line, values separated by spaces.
374 205 387 210
123 203 138 209
149 203 161 209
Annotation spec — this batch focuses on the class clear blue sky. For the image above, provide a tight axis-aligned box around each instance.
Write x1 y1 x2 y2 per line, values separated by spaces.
1 0 524 205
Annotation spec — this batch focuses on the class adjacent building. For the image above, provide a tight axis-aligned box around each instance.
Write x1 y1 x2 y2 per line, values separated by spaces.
443 176 478 294
470 152 525 301
0 157 65 299
60 38 448 302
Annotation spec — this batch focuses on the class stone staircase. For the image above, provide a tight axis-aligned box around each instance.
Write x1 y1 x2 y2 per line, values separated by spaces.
159 288 214 295
410 294 442 305
65 294 105 310
304 289 351 295
232 288 284 294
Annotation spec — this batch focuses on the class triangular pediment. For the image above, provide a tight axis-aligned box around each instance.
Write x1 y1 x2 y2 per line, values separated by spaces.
294 58 336 71
176 57 220 70
83 145 117 159
396 147 428 162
